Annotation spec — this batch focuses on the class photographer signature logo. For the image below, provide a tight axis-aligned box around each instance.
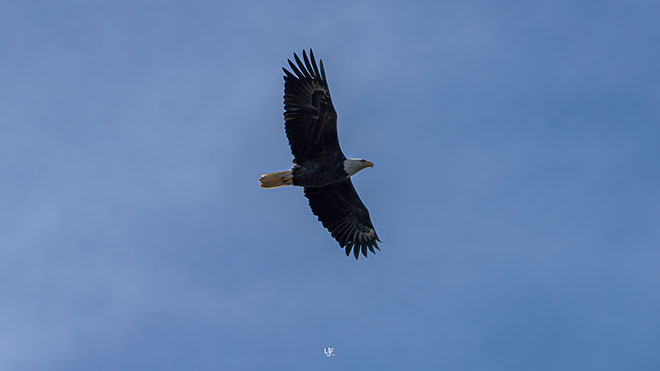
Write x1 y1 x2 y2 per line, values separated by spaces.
323 347 336 357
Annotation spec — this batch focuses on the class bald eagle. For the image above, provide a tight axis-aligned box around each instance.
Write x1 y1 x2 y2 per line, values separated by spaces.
259 49 380 259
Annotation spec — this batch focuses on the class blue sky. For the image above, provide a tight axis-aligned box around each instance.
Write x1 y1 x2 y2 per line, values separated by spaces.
1 1 659 370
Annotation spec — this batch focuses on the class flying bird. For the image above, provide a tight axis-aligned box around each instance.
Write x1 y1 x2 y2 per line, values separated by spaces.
259 49 380 259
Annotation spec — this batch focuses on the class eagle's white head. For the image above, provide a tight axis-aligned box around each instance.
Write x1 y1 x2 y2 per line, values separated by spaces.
344 158 374 176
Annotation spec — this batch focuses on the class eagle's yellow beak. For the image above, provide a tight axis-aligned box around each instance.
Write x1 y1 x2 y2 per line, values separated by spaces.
365 161 374 168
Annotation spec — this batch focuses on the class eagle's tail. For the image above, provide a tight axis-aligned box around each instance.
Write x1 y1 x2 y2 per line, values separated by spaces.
259 170 293 188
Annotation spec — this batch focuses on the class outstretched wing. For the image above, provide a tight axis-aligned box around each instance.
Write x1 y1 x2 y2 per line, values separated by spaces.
282 49 342 164
304 179 380 259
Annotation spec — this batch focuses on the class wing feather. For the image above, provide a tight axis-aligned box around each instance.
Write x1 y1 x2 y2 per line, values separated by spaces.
287 59 306 79
304 179 380 260
309 49 321 77
302 50 315 78
320 59 327 82
282 49 341 164
294 53 312 78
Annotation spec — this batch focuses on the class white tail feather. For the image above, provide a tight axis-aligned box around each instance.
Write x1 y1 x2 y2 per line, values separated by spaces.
259 170 293 188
